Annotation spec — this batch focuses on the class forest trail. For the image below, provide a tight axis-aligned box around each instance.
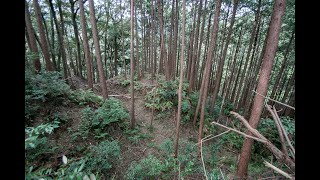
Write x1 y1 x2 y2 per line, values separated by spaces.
71 74 200 179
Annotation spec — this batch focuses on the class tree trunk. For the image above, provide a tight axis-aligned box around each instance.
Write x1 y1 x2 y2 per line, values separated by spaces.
89 0 109 99
188 0 202 93
25 0 41 73
79 0 93 90
157 0 167 79
236 0 286 178
33 0 54 71
130 0 136 129
69 0 82 77
198 0 221 145
209 0 239 115
135 3 140 80
57 0 70 82
174 0 186 158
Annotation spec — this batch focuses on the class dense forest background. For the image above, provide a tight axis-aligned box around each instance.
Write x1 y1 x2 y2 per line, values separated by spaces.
25 0 295 179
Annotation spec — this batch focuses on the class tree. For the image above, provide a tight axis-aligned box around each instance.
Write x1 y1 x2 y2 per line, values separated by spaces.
209 0 239 115
174 0 184 158
25 0 41 73
79 0 94 90
88 0 109 99
33 0 54 71
69 0 83 77
236 0 286 178
197 0 221 146
130 0 135 129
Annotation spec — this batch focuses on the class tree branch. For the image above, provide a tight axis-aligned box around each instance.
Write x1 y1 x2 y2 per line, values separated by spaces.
272 105 295 155
211 121 266 143
252 90 295 110
230 111 295 171
264 161 294 179
266 105 288 157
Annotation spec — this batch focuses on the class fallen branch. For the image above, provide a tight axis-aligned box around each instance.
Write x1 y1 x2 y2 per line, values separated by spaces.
264 161 294 179
266 105 288 157
252 90 295 110
230 111 295 171
109 94 131 98
211 121 267 143
272 106 295 155
200 140 208 180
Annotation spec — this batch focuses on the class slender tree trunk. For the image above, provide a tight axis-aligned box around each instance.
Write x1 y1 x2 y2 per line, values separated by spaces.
33 0 54 71
57 0 70 81
236 0 286 177
174 0 186 158
88 0 109 99
130 0 136 129
209 0 239 115
157 0 167 79
25 1 41 73
79 0 93 90
135 3 140 80
47 3 56 70
69 0 82 77
188 0 202 93
198 0 221 146
270 30 294 105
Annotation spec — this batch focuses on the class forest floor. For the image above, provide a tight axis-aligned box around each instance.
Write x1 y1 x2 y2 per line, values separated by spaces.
30 74 280 180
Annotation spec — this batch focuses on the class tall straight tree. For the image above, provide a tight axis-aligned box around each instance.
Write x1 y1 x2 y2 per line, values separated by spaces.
69 0 82 77
130 0 136 129
198 0 221 146
236 0 286 178
79 0 93 90
25 0 41 73
209 0 239 115
88 0 109 99
56 0 70 81
174 0 185 158
157 0 167 78
33 0 54 71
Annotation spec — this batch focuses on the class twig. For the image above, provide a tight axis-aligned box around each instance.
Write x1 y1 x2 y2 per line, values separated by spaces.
178 160 181 180
211 121 267 143
264 161 294 179
197 130 231 145
252 90 295 110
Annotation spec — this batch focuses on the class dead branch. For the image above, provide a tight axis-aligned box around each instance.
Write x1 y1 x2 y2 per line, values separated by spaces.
200 140 208 180
230 111 295 171
252 90 295 110
211 121 267 143
272 106 295 155
264 161 294 179
266 105 288 157
109 94 131 98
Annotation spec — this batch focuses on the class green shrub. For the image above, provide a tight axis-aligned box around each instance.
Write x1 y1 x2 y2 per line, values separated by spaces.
69 89 103 106
25 70 71 121
84 140 121 175
25 121 61 164
73 98 129 140
125 155 164 180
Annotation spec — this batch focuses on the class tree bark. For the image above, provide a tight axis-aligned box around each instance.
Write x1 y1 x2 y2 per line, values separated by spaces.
88 0 109 99
69 0 82 77
25 1 41 73
236 0 286 178
33 0 54 71
174 0 186 158
130 0 136 129
198 0 221 145
79 0 93 90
